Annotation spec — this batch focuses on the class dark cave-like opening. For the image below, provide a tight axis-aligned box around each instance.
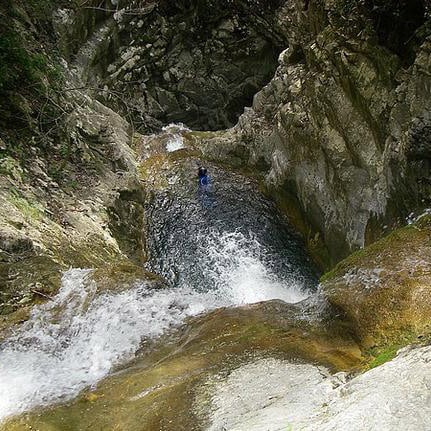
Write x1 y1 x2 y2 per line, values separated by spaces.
366 0 426 66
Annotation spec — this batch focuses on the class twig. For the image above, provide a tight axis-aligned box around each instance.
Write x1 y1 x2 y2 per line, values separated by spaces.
31 289 54 301
82 6 153 15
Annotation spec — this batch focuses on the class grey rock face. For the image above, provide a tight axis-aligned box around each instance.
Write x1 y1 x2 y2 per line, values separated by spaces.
55 0 286 131
0 229 34 256
201 1 431 265
5 0 431 271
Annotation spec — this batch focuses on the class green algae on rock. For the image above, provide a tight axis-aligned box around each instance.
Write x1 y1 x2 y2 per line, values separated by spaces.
0 256 64 315
91 262 167 293
321 215 431 351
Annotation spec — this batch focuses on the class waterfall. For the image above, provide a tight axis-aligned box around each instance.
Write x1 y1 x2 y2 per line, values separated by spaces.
0 230 312 421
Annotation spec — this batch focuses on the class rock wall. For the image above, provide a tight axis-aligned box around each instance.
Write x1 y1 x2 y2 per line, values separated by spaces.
2 0 431 312
200 0 431 267
9 0 430 270
54 0 286 131
0 88 145 316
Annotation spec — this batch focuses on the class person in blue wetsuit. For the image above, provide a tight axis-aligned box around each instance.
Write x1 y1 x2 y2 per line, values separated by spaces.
198 167 209 186
197 166 214 208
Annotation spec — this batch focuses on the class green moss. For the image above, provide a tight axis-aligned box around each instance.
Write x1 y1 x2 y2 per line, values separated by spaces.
319 220 429 283
363 330 424 370
55 235 121 268
321 212 431 353
366 345 400 369
92 262 165 292
0 255 64 317
7 190 43 221
414 213 431 229
182 130 229 153
0 156 23 181
0 30 48 92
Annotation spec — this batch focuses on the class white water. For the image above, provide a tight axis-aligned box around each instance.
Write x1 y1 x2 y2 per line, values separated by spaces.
204 232 308 305
166 135 185 152
0 232 309 422
205 346 431 430
162 123 189 152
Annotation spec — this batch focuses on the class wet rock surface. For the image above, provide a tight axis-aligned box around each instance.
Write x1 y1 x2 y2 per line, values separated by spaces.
2 300 361 431
137 143 318 290
321 214 431 350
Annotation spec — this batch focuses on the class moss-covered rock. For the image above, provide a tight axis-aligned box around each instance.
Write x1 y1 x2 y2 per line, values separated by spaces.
321 215 431 350
0 254 65 340
0 255 64 315
91 262 166 292
0 91 148 318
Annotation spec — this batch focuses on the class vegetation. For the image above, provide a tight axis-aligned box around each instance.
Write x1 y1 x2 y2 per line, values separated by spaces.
0 32 47 92
366 344 403 370
7 188 43 221
364 327 431 370
0 0 62 92
0 0 68 165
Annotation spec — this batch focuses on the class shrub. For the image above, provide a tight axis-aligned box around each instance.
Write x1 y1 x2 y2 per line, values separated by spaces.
0 29 48 92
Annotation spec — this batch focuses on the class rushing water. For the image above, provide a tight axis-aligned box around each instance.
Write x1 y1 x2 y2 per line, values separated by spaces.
143 161 317 292
0 145 318 422
163 123 188 152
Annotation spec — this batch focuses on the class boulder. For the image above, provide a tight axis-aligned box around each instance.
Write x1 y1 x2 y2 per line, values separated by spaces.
321 215 431 349
91 262 167 292
0 227 34 256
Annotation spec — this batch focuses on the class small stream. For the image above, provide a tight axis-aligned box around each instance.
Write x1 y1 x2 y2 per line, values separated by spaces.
0 135 318 423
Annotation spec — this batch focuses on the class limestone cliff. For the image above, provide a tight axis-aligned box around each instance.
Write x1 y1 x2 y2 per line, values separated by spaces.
201 0 431 267
1 0 431 312
53 0 286 131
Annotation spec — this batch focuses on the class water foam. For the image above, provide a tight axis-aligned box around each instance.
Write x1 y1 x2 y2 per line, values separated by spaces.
0 270 221 421
166 135 185 152
0 231 310 421
162 123 189 152
203 231 309 305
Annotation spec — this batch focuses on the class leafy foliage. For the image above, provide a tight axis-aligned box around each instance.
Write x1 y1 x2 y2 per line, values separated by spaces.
0 30 47 92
